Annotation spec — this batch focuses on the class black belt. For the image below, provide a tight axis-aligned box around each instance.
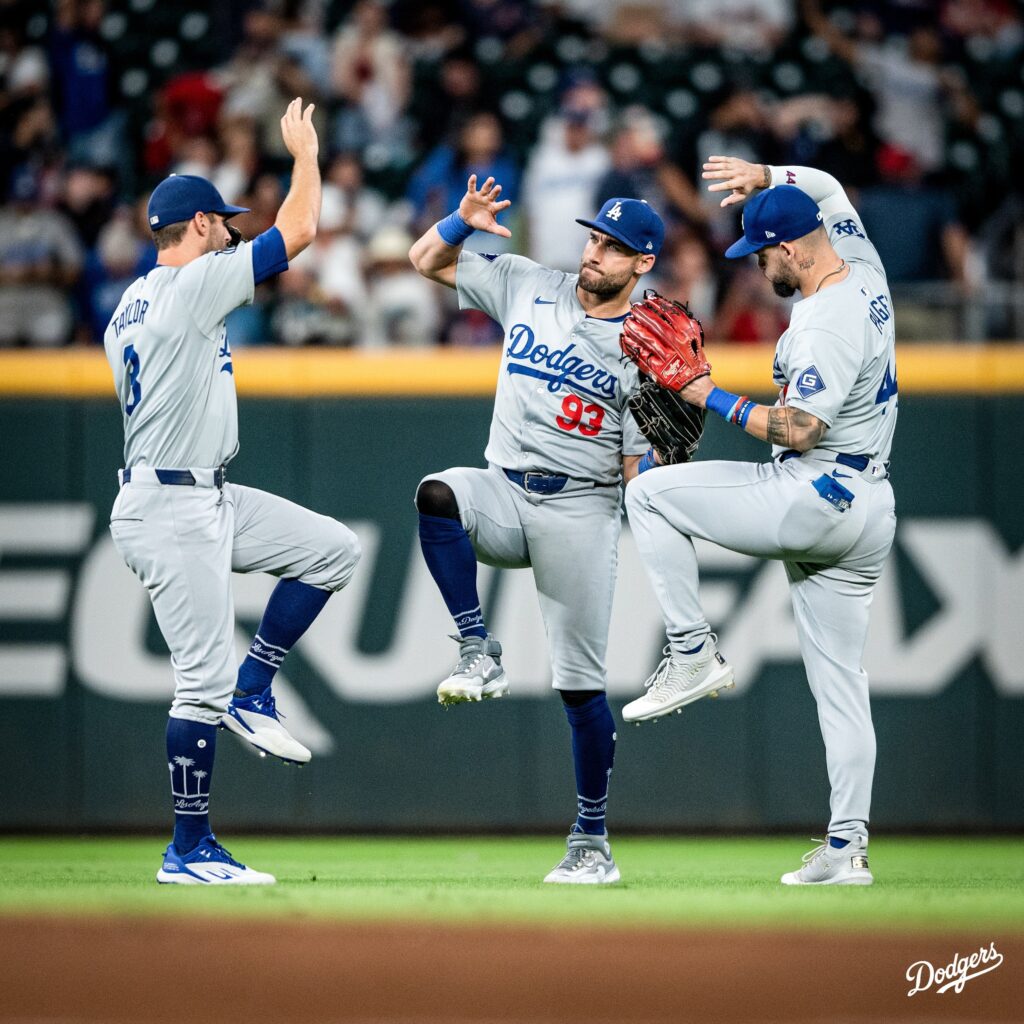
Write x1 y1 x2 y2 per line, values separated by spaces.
503 468 569 494
122 467 226 487
778 450 869 472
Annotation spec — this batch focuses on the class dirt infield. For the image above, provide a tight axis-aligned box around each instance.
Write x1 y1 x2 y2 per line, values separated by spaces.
0 918 1018 1024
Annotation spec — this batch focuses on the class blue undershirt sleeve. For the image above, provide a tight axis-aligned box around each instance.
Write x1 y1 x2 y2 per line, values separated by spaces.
251 226 289 285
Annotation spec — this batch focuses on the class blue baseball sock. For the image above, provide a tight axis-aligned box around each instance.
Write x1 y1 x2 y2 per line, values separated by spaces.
236 578 332 696
418 513 487 639
166 717 217 854
563 693 616 836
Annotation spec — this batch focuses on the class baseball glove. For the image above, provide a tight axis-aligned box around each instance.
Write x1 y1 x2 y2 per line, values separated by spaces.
620 290 710 392
226 223 244 247
628 373 706 464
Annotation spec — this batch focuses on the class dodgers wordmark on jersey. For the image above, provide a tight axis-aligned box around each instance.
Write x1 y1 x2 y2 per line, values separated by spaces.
456 250 648 485
103 233 287 470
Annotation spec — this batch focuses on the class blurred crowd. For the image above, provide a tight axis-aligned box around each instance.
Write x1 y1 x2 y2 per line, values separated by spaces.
1 0 1022 347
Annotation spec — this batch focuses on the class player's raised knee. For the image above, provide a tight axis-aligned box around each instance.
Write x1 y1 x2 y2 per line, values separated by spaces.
321 521 361 591
415 477 460 519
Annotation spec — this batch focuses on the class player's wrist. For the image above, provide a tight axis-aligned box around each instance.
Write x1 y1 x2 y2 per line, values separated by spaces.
706 387 756 429
437 210 474 247
638 447 661 474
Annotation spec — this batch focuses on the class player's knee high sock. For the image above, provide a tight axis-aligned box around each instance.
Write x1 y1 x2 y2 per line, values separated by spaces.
418 513 487 639
235 578 332 696
166 716 217 853
561 692 616 836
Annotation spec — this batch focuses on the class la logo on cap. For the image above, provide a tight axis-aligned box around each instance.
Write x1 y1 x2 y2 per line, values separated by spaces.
606 201 623 221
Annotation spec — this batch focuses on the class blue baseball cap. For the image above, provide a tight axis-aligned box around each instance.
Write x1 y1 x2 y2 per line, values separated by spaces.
576 197 665 256
147 174 249 230
724 185 823 259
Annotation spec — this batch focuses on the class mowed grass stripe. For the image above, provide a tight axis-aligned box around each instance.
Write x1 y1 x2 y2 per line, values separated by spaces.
0 837 1021 933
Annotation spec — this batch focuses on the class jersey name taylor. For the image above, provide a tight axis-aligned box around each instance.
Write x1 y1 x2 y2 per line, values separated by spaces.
103 242 258 470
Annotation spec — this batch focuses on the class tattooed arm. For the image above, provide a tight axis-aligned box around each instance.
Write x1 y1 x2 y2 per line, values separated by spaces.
762 406 828 450
681 377 828 452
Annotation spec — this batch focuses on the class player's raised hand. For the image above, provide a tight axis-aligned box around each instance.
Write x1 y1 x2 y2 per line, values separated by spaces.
458 175 512 238
281 97 318 162
702 156 770 208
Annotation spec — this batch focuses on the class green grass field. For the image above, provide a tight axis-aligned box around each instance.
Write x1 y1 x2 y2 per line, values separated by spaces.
1 836 1021 933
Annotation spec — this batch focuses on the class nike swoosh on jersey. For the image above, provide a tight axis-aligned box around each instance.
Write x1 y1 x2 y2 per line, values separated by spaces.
534 297 556 304
832 469 853 480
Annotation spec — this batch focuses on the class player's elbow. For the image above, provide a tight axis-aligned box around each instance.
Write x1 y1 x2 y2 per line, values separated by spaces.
277 220 317 260
792 420 828 452
408 238 431 276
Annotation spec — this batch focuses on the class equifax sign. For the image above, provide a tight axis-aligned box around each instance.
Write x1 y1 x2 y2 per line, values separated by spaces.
0 504 1022 754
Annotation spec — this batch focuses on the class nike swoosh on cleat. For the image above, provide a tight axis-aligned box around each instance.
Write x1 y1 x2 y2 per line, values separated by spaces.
534 297 556 304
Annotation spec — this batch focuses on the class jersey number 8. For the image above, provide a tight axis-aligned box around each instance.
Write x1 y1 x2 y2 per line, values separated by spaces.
122 344 142 416
556 394 605 436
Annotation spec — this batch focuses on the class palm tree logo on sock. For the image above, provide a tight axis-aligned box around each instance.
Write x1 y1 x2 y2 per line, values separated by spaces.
169 756 209 813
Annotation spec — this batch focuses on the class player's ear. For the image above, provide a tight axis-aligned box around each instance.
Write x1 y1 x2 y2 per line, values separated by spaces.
636 254 656 277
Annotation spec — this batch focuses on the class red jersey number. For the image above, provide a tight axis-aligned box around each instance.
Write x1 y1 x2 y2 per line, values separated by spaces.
556 394 605 436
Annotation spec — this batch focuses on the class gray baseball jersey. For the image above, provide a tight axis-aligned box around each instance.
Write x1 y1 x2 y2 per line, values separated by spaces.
104 236 284 470
771 211 898 464
457 250 648 484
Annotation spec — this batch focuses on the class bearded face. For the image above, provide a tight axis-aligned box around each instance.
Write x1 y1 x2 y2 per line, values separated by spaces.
577 260 638 297
757 247 799 298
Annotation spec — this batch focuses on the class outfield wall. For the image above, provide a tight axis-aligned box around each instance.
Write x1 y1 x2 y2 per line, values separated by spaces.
0 347 1022 831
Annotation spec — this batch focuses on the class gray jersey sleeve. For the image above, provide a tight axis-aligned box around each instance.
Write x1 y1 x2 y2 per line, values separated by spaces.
783 327 864 427
176 243 256 336
622 406 649 455
456 251 542 323
766 165 884 274
824 212 884 275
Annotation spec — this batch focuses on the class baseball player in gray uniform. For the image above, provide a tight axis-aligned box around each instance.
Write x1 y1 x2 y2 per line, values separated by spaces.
622 157 897 885
409 179 659 883
105 100 360 885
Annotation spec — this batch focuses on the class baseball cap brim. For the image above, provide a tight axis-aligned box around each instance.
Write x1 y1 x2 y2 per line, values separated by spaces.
575 218 641 254
214 203 250 219
724 234 766 259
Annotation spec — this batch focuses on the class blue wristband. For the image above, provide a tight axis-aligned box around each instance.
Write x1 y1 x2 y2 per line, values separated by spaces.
638 447 659 474
734 398 756 429
436 210 474 247
705 387 741 421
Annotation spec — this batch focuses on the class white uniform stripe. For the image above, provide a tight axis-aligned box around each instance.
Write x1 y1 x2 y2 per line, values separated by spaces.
253 634 289 654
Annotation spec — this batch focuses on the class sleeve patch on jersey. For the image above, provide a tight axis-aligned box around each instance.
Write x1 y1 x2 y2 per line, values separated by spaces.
831 218 865 240
795 365 826 399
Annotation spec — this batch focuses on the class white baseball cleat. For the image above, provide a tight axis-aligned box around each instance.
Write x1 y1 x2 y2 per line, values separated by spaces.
780 836 873 886
221 686 312 765
544 832 621 884
156 835 276 885
622 636 734 723
436 633 509 705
